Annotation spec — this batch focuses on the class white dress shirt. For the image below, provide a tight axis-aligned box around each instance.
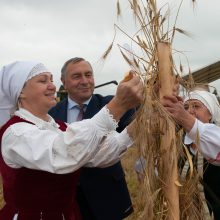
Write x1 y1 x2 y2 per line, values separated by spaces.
185 119 220 166
2 107 133 174
67 97 91 123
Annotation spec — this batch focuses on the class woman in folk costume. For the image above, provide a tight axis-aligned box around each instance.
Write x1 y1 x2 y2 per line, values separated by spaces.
0 61 142 220
162 90 220 219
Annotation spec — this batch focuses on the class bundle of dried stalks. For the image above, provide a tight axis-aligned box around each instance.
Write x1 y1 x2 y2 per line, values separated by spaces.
103 0 206 219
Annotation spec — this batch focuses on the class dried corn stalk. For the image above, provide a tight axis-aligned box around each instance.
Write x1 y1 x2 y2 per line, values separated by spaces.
157 42 179 220
103 0 206 219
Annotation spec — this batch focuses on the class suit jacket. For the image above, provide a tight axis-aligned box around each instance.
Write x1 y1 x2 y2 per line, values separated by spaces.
203 160 220 219
49 94 134 220
184 145 220 219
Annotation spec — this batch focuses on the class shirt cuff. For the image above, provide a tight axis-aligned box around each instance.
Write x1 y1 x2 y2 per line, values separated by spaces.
187 119 206 143
91 106 119 135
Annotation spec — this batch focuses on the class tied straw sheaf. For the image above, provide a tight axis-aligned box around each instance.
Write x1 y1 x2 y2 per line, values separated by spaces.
102 0 206 219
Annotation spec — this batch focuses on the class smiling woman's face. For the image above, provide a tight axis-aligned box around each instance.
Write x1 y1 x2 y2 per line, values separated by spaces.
19 72 57 114
184 99 212 123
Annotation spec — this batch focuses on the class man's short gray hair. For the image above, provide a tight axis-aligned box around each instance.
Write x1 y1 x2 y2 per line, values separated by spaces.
61 57 92 79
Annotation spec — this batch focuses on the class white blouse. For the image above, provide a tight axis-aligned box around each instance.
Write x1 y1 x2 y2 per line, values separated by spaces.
1 107 133 174
185 119 220 165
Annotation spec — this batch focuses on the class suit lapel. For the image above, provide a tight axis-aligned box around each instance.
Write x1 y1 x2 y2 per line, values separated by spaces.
84 96 101 119
57 99 68 122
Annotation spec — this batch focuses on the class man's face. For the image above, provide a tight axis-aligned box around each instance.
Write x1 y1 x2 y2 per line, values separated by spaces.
62 61 95 104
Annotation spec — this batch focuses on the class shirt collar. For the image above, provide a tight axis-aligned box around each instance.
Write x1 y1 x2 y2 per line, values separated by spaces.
67 96 91 110
14 108 59 129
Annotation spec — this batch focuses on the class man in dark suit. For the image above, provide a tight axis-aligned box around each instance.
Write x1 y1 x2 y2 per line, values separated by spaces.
49 57 134 220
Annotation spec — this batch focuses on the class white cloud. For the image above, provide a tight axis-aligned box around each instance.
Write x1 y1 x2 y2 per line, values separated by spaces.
0 0 220 95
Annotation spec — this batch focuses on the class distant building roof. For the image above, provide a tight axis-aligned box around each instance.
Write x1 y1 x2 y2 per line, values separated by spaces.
183 60 220 83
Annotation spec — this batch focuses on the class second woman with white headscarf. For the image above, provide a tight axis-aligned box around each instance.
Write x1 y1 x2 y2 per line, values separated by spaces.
161 89 220 219
161 89 220 164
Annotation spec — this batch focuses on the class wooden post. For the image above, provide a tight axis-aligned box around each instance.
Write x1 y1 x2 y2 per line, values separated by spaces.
157 42 179 220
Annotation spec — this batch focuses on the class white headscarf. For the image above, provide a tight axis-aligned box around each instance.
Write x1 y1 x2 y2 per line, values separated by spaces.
0 61 49 126
184 90 220 126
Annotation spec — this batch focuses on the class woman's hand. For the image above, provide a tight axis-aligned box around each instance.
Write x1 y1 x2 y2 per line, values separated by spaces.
107 71 143 121
161 95 195 132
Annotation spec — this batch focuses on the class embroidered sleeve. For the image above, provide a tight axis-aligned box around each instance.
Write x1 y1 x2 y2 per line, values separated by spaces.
91 106 119 132
1 106 128 174
187 119 220 166
85 128 133 168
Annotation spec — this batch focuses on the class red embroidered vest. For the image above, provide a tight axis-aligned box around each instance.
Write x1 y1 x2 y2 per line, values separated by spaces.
0 116 81 220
